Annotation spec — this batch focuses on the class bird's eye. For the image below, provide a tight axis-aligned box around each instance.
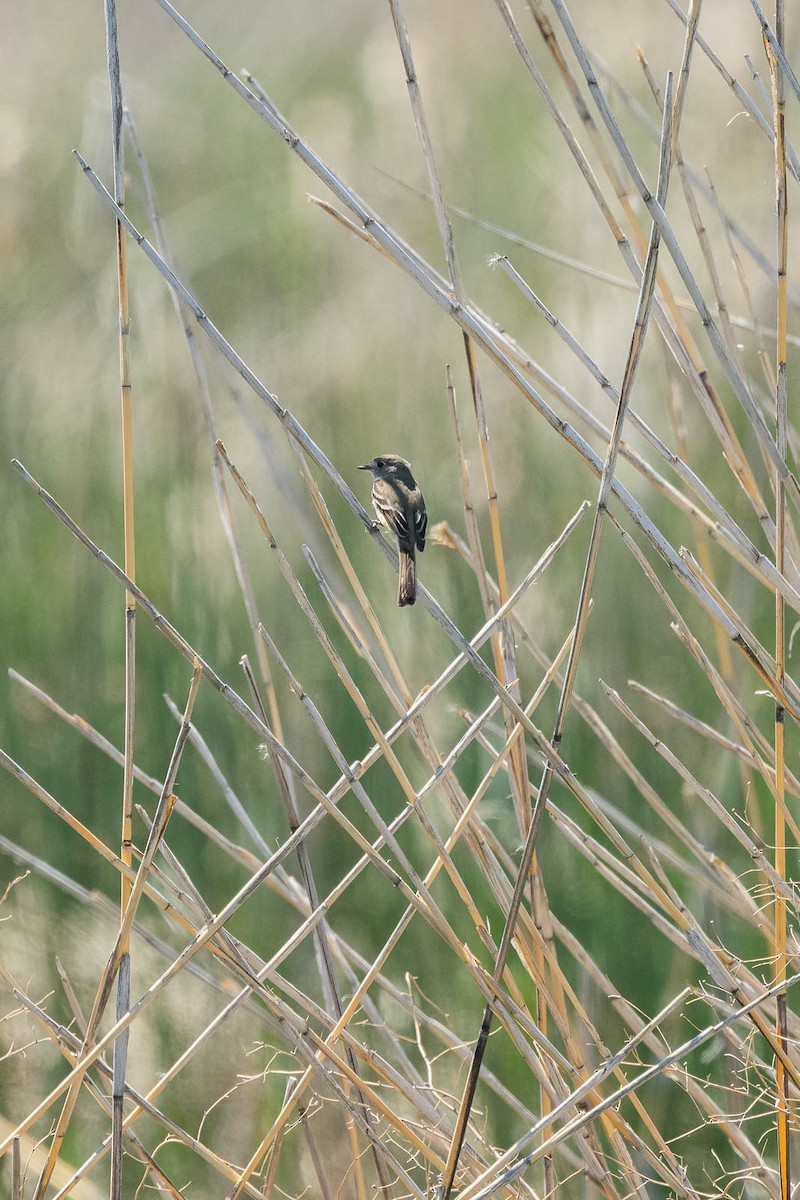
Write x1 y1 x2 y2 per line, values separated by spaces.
375 459 385 469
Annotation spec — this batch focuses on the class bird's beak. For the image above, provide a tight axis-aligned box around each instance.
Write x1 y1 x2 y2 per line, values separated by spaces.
357 463 371 471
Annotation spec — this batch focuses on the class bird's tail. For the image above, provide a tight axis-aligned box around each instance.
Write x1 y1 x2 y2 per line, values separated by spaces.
398 547 416 606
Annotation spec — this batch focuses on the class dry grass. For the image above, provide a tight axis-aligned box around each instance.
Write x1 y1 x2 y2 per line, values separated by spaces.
2 1 799 1197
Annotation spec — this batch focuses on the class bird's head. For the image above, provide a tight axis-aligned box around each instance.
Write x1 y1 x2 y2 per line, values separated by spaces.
357 453 412 481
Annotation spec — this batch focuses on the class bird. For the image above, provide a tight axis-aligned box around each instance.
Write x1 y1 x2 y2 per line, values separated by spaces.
358 454 427 606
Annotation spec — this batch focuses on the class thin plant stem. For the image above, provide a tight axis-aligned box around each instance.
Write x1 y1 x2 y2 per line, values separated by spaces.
766 9 792 1199
102 4 135 1197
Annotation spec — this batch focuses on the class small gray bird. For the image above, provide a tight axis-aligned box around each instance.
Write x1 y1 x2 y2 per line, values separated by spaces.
358 454 427 606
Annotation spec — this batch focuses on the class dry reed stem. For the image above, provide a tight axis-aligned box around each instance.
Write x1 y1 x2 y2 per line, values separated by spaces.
765 6 792 1196
2 925 271 1196
609 516 800 899
223 646 579 1195
99 3 136 1197
659 0 799 185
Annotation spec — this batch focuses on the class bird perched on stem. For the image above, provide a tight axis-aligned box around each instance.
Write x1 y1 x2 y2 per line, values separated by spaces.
358 454 427 606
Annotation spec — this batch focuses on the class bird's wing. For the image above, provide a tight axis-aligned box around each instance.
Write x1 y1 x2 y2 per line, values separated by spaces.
414 503 427 552
372 479 411 544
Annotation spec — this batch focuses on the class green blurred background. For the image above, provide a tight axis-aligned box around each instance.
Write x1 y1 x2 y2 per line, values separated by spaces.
1 0 794 1191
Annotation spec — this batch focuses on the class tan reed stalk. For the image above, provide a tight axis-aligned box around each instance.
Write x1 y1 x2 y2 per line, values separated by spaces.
608 515 800 897
0 887 275 1197
98 3 136 1196
4 830 457 1195
1 744 563 1195
460 748 703 1196
552 929 779 1193
638 54 738 362
11 1139 20 1200
49 890 408 1200
524 0 737 418
660 363 759 809
445 367 493 616
415 424 563 1190
481 703 765 929
662 0 799 182
55 959 89 1041
748 0 800 99
396 168 797 349
260 1076 296 1198
33 1012 278 1198
134 803 259 987
626 678 798 788
457 544 791 903
4 700 489 1180
600 680 797 904
765 9 792 1197
593 705 800 1085
0 773 278 1001
489 249 800 612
